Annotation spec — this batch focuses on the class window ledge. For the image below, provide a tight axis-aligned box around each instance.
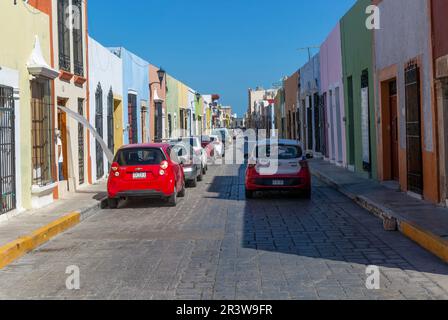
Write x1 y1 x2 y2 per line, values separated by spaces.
31 182 57 196
74 75 87 86
59 70 74 82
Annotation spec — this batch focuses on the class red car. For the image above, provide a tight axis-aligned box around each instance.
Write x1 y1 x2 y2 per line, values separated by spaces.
245 140 311 199
107 143 186 208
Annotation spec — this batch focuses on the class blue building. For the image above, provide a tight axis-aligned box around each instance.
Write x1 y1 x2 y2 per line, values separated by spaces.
109 47 150 145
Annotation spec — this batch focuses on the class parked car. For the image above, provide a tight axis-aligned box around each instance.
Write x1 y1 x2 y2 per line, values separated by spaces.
212 128 232 147
245 139 311 199
209 134 224 158
169 138 203 186
177 137 208 175
107 143 186 208
201 135 215 159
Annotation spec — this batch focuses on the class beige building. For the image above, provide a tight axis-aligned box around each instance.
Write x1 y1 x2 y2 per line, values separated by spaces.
51 0 90 199
0 0 59 213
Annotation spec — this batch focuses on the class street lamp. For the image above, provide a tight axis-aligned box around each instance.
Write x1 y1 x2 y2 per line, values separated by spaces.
157 67 166 84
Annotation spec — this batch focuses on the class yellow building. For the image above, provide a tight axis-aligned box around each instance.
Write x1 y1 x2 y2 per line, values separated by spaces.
0 0 59 213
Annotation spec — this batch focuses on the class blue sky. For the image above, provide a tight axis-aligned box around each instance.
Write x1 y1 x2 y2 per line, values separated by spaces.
88 0 356 116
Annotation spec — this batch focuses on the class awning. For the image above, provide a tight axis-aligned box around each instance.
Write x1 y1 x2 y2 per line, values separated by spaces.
27 35 59 80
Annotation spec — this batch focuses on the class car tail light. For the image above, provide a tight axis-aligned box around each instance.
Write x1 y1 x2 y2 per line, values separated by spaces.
160 160 169 170
111 162 120 177
159 169 165 176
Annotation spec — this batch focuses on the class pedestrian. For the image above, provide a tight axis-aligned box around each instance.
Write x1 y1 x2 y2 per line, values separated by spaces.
56 130 64 181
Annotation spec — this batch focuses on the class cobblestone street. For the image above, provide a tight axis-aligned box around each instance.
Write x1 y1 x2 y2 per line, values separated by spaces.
1 164 448 300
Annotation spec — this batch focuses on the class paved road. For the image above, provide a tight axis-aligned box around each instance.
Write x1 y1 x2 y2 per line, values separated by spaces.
1 163 448 300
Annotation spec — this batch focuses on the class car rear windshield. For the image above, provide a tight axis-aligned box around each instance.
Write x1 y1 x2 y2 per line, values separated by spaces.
114 148 165 166
256 144 303 160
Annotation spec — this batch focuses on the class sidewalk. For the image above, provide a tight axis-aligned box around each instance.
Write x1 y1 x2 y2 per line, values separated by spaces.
310 159 448 263
0 182 107 269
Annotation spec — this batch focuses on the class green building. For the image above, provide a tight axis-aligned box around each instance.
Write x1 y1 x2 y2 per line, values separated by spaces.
166 75 179 138
340 0 377 179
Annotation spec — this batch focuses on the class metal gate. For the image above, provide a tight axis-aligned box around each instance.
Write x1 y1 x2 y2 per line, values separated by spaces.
78 99 84 185
95 84 104 179
128 94 138 144
107 89 114 154
405 63 423 195
155 102 163 141
0 85 16 214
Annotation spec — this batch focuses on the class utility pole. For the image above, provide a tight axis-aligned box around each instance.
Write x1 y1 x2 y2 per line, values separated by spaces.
297 46 320 61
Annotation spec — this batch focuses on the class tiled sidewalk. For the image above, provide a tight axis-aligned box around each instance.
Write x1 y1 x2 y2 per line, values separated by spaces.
310 159 448 263
0 182 107 247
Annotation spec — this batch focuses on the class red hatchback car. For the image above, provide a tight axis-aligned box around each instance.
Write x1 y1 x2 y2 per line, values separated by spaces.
245 140 311 199
107 143 186 208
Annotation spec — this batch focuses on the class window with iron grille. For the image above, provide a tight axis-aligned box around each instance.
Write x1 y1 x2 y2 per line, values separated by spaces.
95 84 104 179
107 89 114 154
31 79 55 187
128 93 138 144
0 85 16 215
57 0 71 72
78 99 85 185
405 63 423 195
72 0 84 76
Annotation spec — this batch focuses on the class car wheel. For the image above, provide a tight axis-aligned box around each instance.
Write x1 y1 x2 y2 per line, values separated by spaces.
197 170 203 182
202 165 207 175
188 179 197 188
303 189 311 199
178 181 186 197
108 198 119 209
167 188 177 207
245 190 254 199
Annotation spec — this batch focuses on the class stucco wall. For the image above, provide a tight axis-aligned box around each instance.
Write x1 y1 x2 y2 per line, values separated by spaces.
109 47 149 145
320 22 346 166
149 65 167 141
341 0 377 178
88 37 123 182
375 0 433 151
166 75 180 137
432 0 448 60
0 1 52 210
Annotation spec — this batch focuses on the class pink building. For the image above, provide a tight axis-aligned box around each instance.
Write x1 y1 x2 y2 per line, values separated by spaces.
320 22 347 167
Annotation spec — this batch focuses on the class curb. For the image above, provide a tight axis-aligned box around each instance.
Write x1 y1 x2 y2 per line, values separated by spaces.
0 197 108 270
311 169 448 264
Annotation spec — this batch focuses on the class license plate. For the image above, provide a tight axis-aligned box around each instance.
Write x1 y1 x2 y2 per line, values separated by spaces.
133 172 146 179
272 180 284 186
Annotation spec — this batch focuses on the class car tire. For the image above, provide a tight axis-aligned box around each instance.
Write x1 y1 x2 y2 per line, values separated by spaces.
167 188 177 207
178 182 186 197
197 169 203 182
245 190 254 199
108 198 119 209
303 189 311 199
202 165 207 175
188 179 197 188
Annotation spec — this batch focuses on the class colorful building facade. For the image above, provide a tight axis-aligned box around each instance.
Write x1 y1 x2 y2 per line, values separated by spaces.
320 22 346 167
373 0 438 202
0 0 59 213
341 0 377 178
88 37 123 183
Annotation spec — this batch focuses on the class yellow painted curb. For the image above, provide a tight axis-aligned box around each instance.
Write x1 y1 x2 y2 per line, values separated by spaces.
0 212 81 270
401 221 448 263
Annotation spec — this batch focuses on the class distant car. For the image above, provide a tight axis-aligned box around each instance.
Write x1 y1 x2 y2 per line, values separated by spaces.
245 139 311 199
209 134 224 158
107 143 186 208
178 137 208 175
212 128 232 147
201 135 215 159
169 138 204 186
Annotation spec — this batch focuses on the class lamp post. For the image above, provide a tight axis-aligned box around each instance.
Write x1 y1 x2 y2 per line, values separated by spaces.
149 67 166 141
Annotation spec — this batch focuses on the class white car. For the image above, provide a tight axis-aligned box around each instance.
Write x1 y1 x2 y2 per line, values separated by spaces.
209 134 224 158
170 137 208 175
212 128 232 146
